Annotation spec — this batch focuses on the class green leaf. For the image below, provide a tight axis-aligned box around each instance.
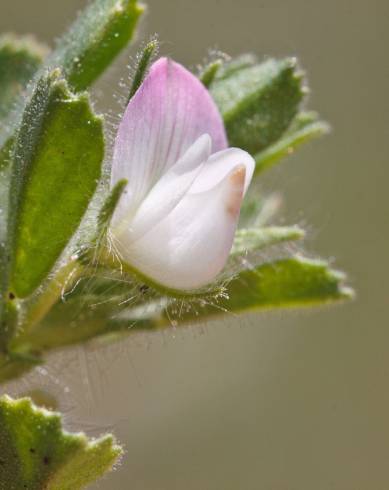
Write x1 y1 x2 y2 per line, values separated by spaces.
0 34 48 139
210 58 304 154
2 257 352 380
0 395 122 490
110 257 353 331
214 53 258 81
231 226 305 256
4 222 136 365
214 257 352 313
128 38 158 101
8 70 104 298
0 0 143 150
8 270 147 356
49 0 144 92
254 111 330 174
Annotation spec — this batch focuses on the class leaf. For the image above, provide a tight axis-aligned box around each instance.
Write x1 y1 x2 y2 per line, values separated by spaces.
231 226 305 256
254 111 330 174
8 270 147 356
220 257 353 312
210 58 304 155
0 395 122 490
7 70 104 298
110 257 353 331
214 53 258 81
0 34 48 139
1 256 352 381
49 0 144 92
225 255 349 313
0 0 143 150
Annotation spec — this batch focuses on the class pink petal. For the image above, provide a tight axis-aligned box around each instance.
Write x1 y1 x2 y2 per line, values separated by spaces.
111 57 228 220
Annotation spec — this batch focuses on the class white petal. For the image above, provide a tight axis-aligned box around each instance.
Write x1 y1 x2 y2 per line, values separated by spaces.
113 164 248 291
189 147 255 195
113 134 212 240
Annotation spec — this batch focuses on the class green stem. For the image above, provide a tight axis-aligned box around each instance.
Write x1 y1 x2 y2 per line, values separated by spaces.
17 259 84 338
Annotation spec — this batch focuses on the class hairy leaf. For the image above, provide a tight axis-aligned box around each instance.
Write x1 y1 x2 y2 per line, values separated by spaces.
211 58 304 154
254 111 330 174
49 0 144 92
1 256 352 382
0 395 122 490
111 257 353 331
7 70 104 298
231 226 304 256
215 53 258 81
0 0 143 149
8 270 145 356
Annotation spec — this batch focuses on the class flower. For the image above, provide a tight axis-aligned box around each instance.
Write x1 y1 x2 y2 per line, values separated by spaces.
110 58 255 291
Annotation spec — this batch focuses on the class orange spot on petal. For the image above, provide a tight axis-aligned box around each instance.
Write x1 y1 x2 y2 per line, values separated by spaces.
226 165 246 218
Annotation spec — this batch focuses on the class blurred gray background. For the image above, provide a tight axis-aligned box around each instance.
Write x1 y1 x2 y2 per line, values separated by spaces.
1 0 388 489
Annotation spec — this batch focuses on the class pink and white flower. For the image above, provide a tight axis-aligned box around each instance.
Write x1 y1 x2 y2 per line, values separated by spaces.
110 58 254 291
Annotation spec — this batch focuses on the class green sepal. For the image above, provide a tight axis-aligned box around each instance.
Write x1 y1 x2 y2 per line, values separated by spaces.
8 70 104 298
199 58 223 87
210 57 304 154
128 38 158 101
254 111 330 174
49 0 145 92
231 226 304 256
0 34 48 141
97 179 128 235
0 395 122 490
